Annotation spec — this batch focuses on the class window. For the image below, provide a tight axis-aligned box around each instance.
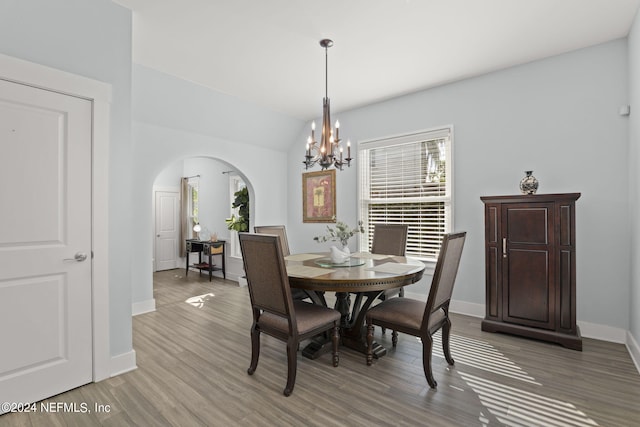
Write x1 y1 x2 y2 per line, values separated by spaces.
228 174 247 258
358 127 452 262
187 178 199 238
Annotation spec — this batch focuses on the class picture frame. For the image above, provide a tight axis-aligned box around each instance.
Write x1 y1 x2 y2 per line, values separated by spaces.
302 169 336 223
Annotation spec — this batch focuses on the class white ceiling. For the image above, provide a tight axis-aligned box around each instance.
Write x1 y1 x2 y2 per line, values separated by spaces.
113 0 640 121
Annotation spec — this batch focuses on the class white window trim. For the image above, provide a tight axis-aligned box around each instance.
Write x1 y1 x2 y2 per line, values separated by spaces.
187 177 199 239
357 125 454 262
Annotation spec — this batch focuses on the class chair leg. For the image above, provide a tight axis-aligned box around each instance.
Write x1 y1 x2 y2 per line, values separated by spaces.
366 322 374 366
284 339 298 397
331 324 340 367
442 318 455 366
247 326 260 375
392 330 398 347
422 334 437 388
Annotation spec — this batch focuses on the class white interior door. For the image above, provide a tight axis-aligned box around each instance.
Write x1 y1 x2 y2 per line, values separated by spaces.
0 78 92 409
155 190 179 271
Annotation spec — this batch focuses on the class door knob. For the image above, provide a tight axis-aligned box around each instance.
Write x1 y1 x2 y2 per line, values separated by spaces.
65 252 88 262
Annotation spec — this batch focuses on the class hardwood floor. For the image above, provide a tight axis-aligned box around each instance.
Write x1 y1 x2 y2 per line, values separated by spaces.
2 269 640 426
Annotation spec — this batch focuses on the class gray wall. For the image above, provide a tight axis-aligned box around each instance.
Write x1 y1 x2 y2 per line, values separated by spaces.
0 0 134 357
629 9 640 350
287 39 632 333
130 64 304 306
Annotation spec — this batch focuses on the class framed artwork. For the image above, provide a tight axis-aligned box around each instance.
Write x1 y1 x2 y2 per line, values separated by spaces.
302 169 336 223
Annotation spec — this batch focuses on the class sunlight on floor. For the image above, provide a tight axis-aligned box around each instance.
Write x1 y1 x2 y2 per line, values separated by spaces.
431 332 540 385
459 372 599 427
430 332 597 425
185 292 215 308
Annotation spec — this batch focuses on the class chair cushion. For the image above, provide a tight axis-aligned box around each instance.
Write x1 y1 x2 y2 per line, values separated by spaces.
366 298 446 333
367 298 425 331
259 301 340 335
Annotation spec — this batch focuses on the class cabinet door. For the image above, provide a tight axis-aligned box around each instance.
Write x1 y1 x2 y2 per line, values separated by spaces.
502 202 555 329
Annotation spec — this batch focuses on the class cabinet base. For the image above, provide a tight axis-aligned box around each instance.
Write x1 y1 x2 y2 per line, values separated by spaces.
481 319 582 351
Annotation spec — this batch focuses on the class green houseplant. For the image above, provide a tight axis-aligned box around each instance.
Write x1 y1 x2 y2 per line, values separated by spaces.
225 187 250 232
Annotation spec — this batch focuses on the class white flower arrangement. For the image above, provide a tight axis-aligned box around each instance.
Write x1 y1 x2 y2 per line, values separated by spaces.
313 220 365 247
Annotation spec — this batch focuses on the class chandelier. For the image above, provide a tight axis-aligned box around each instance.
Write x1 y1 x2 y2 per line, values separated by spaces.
304 39 352 170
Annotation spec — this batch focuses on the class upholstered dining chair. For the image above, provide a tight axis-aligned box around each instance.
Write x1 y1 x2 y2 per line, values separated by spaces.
239 233 340 396
254 225 309 301
371 224 409 299
365 231 466 388
254 225 291 256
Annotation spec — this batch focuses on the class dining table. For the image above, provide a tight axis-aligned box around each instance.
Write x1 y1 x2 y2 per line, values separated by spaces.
285 251 425 359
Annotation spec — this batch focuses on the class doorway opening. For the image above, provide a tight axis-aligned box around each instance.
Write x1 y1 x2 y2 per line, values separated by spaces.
152 156 250 285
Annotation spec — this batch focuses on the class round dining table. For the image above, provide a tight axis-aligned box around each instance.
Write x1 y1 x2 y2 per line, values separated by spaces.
285 252 425 359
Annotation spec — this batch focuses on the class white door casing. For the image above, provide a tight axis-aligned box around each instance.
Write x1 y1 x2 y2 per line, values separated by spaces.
154 190 179 271
0 52 113 408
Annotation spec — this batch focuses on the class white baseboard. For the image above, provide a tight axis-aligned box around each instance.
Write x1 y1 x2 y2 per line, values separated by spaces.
222 271 246 286
577 320 627 344
626 331 640 375
449 299 485 318
404 295 633 350
110 349 137 377
132 298 156 316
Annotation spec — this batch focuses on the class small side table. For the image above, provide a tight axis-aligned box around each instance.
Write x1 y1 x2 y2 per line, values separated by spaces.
185 239 226 281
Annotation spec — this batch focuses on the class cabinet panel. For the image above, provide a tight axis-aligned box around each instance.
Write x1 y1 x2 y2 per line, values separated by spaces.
504 249 552 327
487 206 498 244
559 249 573 331
486 246 499 318
560 205 572 246
506 207 548 245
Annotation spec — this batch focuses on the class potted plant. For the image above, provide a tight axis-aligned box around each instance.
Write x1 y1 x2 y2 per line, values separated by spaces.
225 187 249 232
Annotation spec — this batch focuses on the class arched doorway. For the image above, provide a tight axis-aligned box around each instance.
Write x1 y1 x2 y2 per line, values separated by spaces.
152 156 251 283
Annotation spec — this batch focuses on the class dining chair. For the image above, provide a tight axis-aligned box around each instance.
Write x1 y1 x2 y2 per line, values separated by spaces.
365 231 466 388
254 225 291 256
372 224 409 300
239 233 340 396
254 225 309 301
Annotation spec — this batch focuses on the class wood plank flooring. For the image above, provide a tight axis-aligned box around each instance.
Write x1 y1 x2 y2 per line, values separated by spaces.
2 269 640 426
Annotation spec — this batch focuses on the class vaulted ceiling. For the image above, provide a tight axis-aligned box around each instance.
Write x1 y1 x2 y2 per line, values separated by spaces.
114 0 640 120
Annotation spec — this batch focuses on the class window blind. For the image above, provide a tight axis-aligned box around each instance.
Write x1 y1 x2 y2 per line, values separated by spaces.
359 128 452 261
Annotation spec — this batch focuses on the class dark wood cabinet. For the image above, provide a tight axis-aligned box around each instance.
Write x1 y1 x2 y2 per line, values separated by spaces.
480 193 582 350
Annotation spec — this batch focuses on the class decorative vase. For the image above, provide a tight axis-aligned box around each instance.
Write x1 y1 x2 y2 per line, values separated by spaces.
519 171 539 195
330 245 350 264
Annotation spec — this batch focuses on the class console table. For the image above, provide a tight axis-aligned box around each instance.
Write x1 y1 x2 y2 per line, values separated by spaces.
185 239 226 281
